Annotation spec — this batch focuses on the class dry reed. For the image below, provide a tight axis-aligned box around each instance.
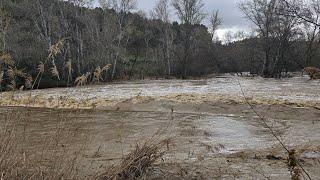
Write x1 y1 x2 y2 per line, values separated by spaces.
75 72 90 86
65 60 73 85
33 38 65 89
0 53 14 66
37 61 45 74
0 109 81 179
102 64 111 72
93 66 102 83
97 138 170 180
50 63 60 80
49 39 64 60
32 61 45 89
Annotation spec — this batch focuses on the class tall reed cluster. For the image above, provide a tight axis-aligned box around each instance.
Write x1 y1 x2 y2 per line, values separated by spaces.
0 110 81 179
0 53 29 91
0 38 112 91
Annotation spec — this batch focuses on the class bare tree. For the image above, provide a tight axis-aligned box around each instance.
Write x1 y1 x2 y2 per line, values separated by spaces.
280 0 320 27
240 0 301 77
0 6 10 52
239 0 278 77
152 0 173 76
171 0 206 78
68 0 94 7
99 0 137 80
152 0 170 22
272 1 300 76
33 0 53 50
172 0 206 25
209 10 222 40
300 0 320 66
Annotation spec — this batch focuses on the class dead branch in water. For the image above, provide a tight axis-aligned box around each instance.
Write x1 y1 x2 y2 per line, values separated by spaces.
236 79 312 180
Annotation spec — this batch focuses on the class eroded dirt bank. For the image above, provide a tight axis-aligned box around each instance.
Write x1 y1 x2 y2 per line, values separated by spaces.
0 75 320 179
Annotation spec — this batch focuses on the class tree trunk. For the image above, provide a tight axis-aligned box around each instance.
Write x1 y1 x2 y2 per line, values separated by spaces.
262 49 271 77
111 20 124 80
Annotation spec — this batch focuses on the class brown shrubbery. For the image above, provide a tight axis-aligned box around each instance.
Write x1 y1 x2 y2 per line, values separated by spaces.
97 139 170 180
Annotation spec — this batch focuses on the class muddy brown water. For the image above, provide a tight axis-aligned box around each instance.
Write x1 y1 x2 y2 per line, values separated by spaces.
0 75 320 179
1 106 319 179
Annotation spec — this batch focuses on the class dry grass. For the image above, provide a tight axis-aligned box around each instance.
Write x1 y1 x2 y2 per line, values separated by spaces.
93 64 111 83
48 39 65 60
75 72 91 86
93 66 102 83
0 109 81 180
65 60 73 85
0 107 173 180
0 53 15 66
50 63 60 80
32 61 44 89
97 138 171 180
102 64 111 72
37 61 45 74
1 39 112 91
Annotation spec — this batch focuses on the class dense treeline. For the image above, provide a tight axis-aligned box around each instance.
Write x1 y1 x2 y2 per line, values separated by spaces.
0 0 319 90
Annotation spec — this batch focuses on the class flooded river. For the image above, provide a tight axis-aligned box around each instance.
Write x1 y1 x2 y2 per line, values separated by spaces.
0 75 320 109
0 75 320 179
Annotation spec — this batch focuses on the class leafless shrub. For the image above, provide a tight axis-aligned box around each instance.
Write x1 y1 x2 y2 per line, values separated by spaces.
97 138 170 180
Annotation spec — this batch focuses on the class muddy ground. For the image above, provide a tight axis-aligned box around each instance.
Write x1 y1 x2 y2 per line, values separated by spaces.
0 75 320 179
